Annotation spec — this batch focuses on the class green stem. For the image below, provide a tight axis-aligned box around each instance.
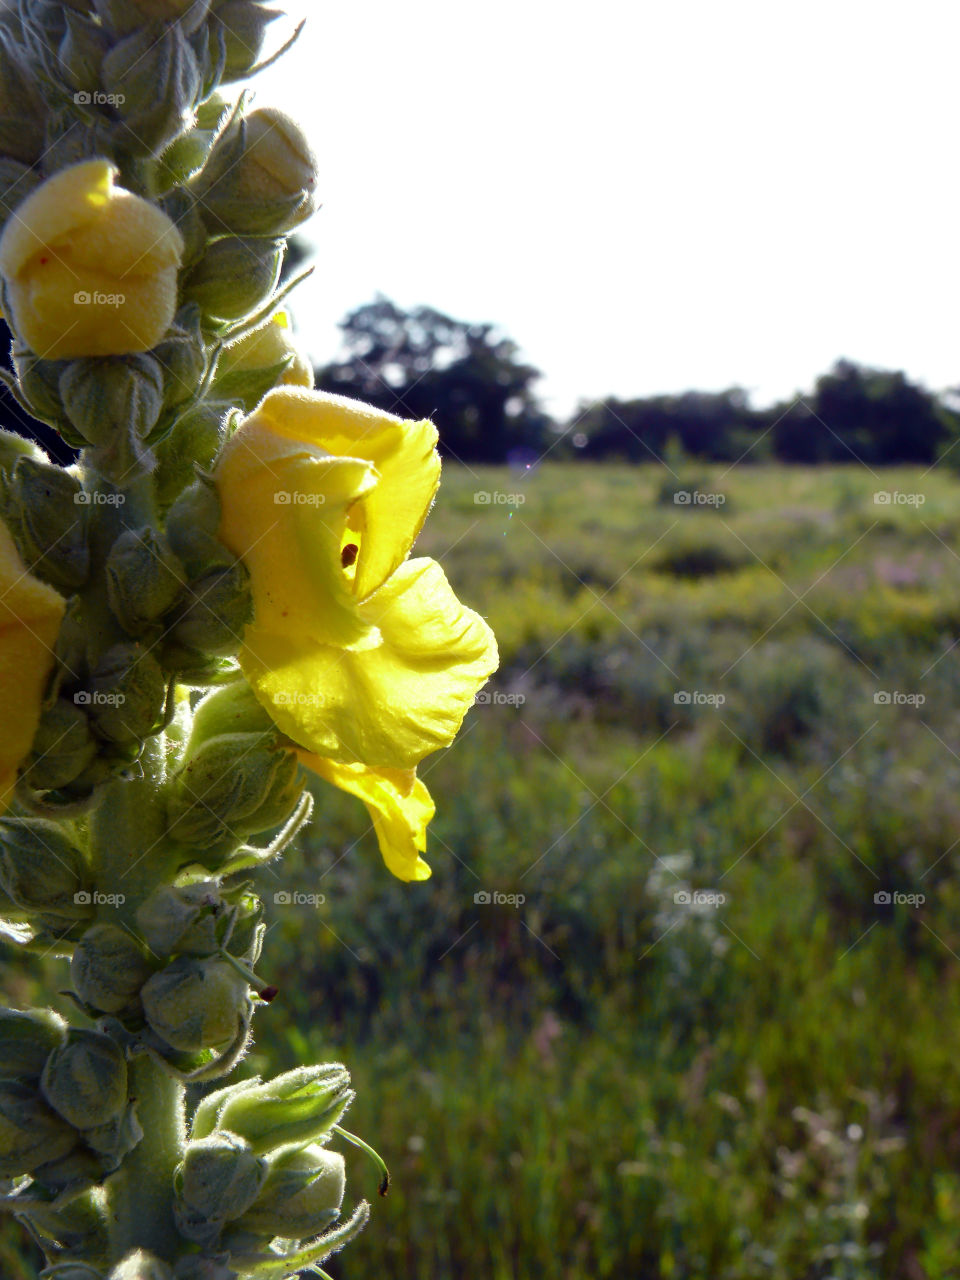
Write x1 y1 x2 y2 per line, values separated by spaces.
106 1053 185 1266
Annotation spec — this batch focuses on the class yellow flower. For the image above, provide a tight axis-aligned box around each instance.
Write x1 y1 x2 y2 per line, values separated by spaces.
216 311 314 389
0 519 65 812
299 753 434 882
0 160 184 360
214 388 498 771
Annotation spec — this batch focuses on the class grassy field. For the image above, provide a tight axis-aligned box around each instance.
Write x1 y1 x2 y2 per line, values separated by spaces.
5 462 960 1278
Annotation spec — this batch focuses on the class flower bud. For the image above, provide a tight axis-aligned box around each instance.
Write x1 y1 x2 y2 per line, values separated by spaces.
165 480 234 579
193 1064 353 1155
214 310 313 409
41 1029 127 1131
23 698 98 792
174 1132 267 1245
82 1097 143 1166
0 427 45 473
184 236 284 322
189 681 276 742
136 880 222 956
0 456 89 590
59 355 165 481
87 644 167 745
57 10 109 91
12 350 71 433
153 306 208 411
0 818 89 918
196 108 318 236
141 955 250 1053
154 402 229 514
0 1007 66 1081
167 733 301 848
210 1 282 81
106 529 185 634
32 1144 107 1195
106 1252 173 1280
0 31 44 164
235 1143 344 1239
0 161 183 360
72 923 153 1013
0 1080 78 1175
97 0 212 35
169 562 252 658
101 25 201 157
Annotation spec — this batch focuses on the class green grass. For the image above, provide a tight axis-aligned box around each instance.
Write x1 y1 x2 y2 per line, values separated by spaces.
5 462 960 1278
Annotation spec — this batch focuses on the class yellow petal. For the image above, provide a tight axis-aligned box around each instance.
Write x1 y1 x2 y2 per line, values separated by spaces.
254 388 441 601
0 520 65 812
299 753 434 882
240 557 498 768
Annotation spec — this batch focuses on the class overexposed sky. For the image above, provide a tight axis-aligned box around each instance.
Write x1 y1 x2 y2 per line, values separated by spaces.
258 1 958 420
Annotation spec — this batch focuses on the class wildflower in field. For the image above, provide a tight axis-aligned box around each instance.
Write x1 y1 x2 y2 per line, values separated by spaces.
214 388 498 772
0 520 64 812
0 160 184 359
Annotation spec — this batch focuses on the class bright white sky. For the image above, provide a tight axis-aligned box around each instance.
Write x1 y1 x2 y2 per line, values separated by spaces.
258 1 958 421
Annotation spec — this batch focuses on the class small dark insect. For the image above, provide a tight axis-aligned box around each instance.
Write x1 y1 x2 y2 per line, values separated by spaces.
378 1172 390 1197
258 985 279 1003
341 543 359 568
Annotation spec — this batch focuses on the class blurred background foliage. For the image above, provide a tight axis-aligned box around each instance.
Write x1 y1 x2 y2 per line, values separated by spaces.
3 462 960 1276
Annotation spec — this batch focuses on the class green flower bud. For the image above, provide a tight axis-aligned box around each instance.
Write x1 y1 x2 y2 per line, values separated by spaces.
72 923 153 1013
106 528 185 634
23 698 98 791
154 402 229 513
169 562 252 658
196 108 318 236
168 733 301 848
0 1007 66 1081
210 1 282 82
158 191 208 271
0 456 88 590
192 1065 353 1155
87 643 167 745
32 1144 107 1195
152 305 207 411
141 955 250 1053
43 107 119 174
57 10 109 91
174 1132 267 1245
60 355 164 452
189 681 275 742
82 1099 143 1166
106 1251 174 1280
0 1081 78 1175
241 1143 345 1240
101 25 201 157
158 127 221 190
0 818 89 918
41 1029 127 1131
165 480 233 579
0 426 45 473
22 1185 110 1263
184 236 284 322
136 880 223 956
12 350 70 433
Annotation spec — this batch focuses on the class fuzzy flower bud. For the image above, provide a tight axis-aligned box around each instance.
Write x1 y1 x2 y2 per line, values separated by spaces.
57 10 109 92
71 923 153 1013
0 161 184 360
211 1 282 81
87 643 167 745
214 310 313 410
97 0 212 35
196 108 318 237
141 955 250 1053
168 562 252 658
0 1080 78 1175
106 528 185 634
60 354 164 453
23 698 98 792
41 1028 127 1131
154 402 229 513
0 1007 66 1082
106 1252 173 1280
0 818 90 919
101 25 201 157
235 1143 345 1239
153 305 207 410
135 880 222 956
165 480 234 579
174 1132 267 1245
191 1064 353 1155
0 456 89 591
184 235 284 321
